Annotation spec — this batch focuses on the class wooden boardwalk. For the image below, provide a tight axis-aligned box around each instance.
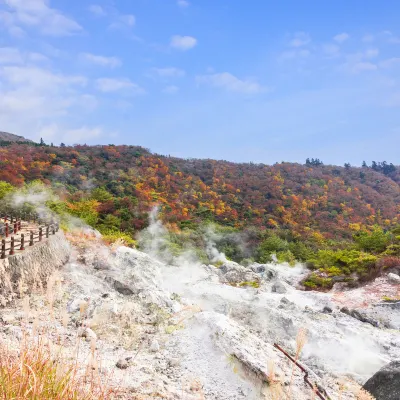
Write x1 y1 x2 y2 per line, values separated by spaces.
0 215 59 259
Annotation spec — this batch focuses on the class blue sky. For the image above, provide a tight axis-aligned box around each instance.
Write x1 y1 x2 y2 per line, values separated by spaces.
0 0 399 165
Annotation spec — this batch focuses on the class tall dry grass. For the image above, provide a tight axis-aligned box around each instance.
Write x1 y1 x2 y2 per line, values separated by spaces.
0 334 117 399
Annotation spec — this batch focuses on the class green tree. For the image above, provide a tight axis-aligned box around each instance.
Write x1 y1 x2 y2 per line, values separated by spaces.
0 181 14 200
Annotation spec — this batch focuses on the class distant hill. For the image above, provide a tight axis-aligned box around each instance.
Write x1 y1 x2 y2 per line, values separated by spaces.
0 131 34 143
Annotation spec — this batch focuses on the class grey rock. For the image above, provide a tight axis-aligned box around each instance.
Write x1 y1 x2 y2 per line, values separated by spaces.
278 297 296 310
116 357 132 369
363 361 400 400
78 327 97 341
388 273 400 284
150 339 160 352
322 306 333 314
93 258 111 271
341 307 379 327
105 276 135 296
271 281 287 294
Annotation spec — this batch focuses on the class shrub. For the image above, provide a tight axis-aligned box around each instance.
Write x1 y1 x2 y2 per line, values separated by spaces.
377 256 400 269
100 229 137 247
255 235 288 263
354 226 391 253
276 250 296 266
303 274 333 290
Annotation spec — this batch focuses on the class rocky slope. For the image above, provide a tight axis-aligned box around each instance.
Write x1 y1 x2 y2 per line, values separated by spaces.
1 230 399 399
0 131 33 143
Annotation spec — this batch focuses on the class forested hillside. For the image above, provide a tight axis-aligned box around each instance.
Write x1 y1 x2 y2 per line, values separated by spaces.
0 142 398 239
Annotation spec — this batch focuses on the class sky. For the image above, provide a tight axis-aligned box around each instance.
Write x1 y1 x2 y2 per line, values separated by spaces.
0 0 400 166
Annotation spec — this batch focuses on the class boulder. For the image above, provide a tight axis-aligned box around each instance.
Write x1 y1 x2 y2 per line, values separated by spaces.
388 273 400 285
116 356 132 369
93 258 111 271
105 276 135 296
219 261 259 285
363 361 400 400
150 339 160 352
340 307 379 327
271 281 287 294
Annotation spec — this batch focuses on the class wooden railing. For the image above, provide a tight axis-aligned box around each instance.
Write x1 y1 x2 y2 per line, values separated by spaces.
0 213 59 259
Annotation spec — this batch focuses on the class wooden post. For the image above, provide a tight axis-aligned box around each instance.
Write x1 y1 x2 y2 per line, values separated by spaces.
30 231 34 246
14 222 18 234
1 240 5 259
10 237 15 255
46 226 49 238
5 223 9 238
39 228 43 242
20 234 25 251
10 216 13 224
18 220 21 231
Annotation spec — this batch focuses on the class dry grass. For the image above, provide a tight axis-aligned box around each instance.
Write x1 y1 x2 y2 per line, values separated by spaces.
0 335 117 399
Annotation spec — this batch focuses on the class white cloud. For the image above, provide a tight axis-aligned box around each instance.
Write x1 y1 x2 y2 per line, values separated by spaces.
1 65 87 89
28 52 49 63
280 49 310 60
0 47 49 65
197 72 267 94
383 31 400 44
170 35 197 50
95 78 144 94
333 33 349 43
39 124 104 144
322 44 340 56
289 32 311 47
379 58 400 69
163 85 179 94
341 48 380 73
1 0 82 36
81 53 121 68
350 62 378 73
364 48 379 58
177 0 190 7
0 47 23 64
88 4 106 16
109 13 136 30
362 34 374 43
0 64 96 142
152 67 185 77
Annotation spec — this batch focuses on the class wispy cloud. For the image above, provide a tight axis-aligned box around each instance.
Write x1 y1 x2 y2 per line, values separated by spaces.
152 67 185 77
197 72 267 94
88 4 106 17
163 85 179 94
379 57 400 69
322 44 340 56
177 0 190 8
362 34 374 43
81 53 121 68
109 13 136 30
95 78 144 94
280 49 310 60
333 33 349 43
170 35 197 50
0 0 82 37
39 124 104 144
289 32 311 47
0 47 23 64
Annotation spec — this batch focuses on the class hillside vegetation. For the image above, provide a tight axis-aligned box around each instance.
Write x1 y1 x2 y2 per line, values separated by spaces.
0 141 399 289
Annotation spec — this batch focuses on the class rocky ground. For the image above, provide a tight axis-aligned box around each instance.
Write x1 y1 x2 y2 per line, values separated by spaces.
0 231 399 399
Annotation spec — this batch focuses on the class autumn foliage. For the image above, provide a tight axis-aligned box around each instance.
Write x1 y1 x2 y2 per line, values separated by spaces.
0 143 399 242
